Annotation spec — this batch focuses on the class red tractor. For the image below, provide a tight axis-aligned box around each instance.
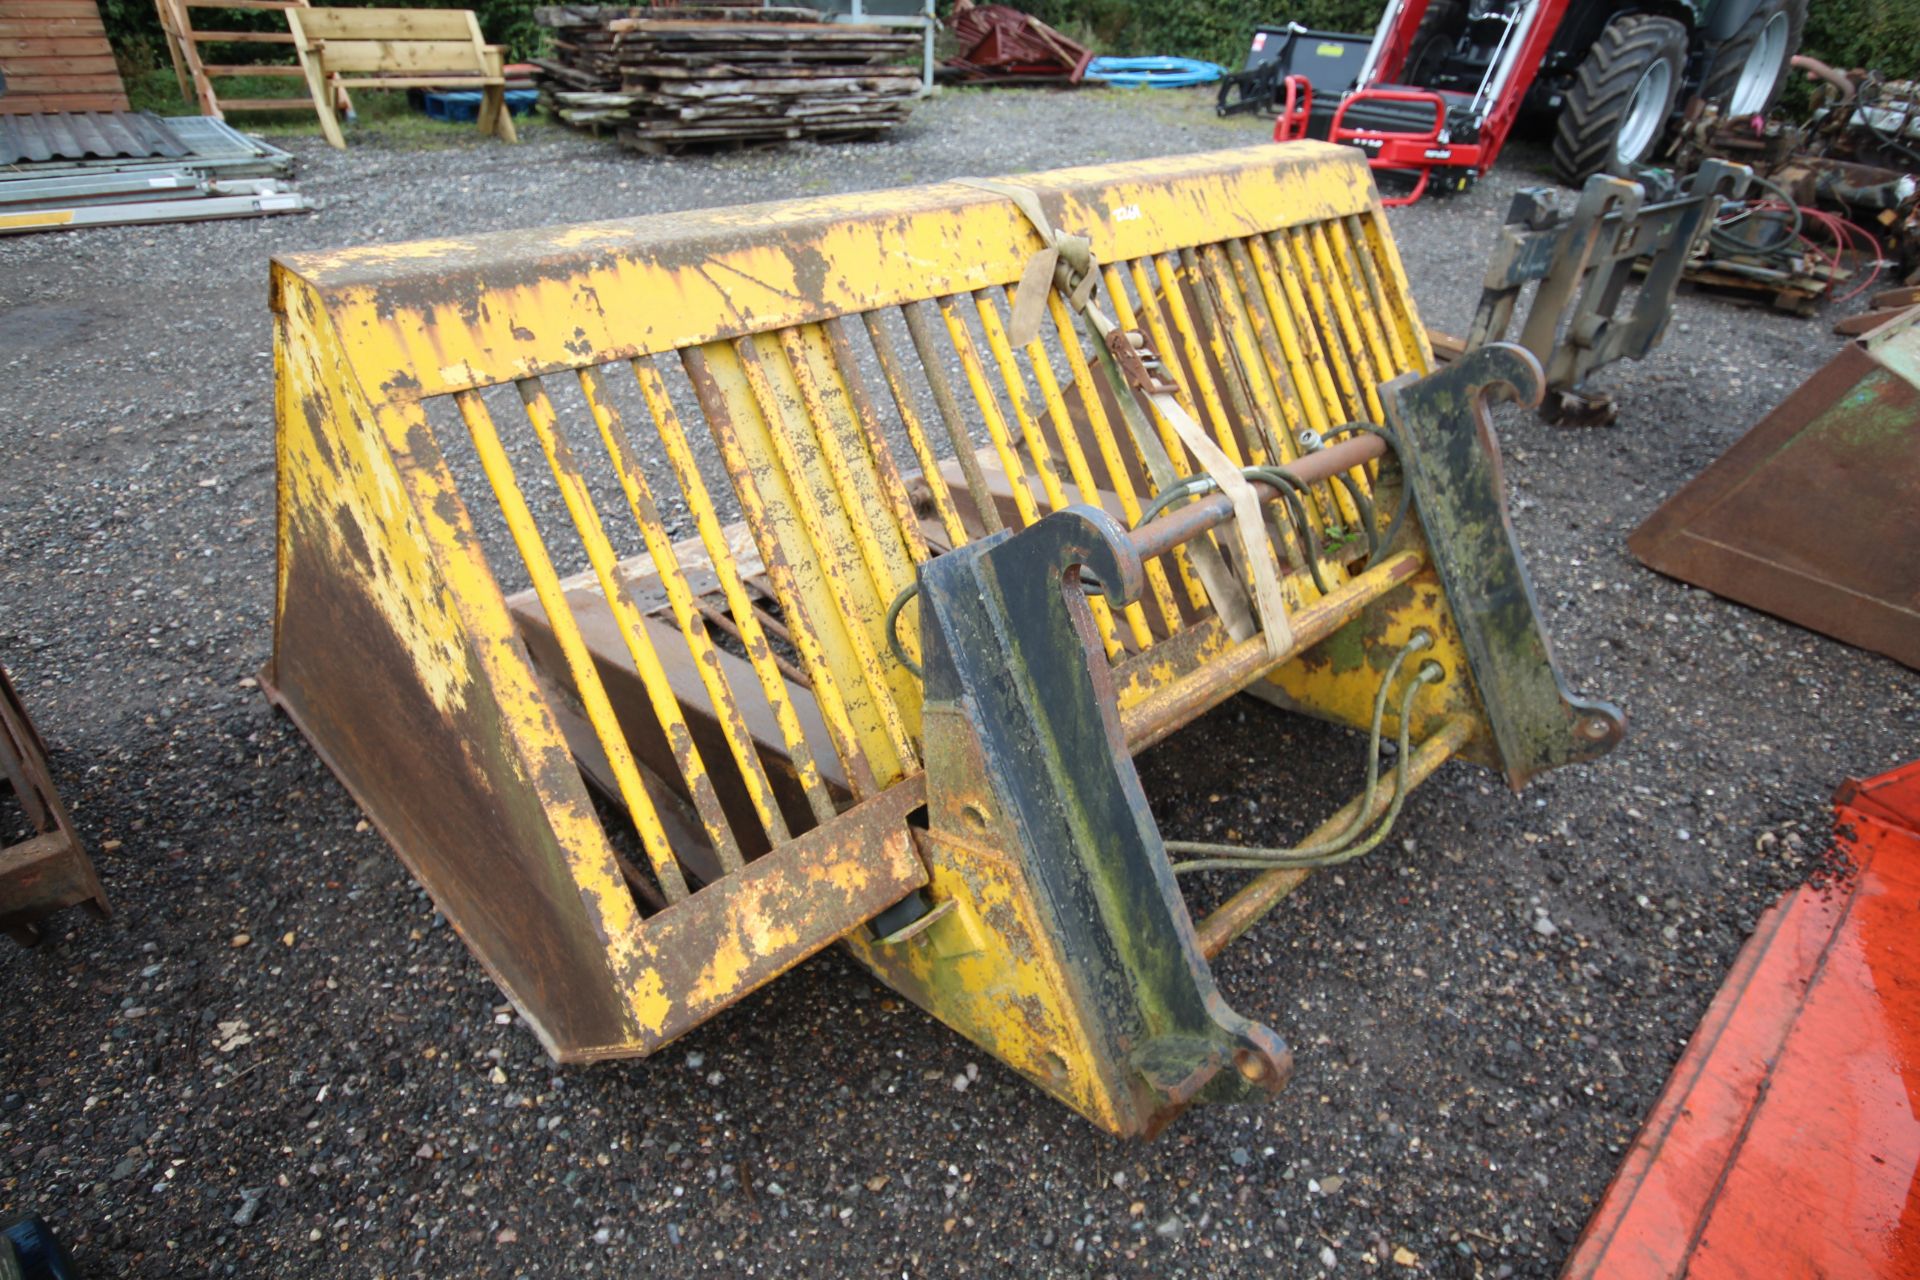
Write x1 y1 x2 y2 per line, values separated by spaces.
1218 0 1807 203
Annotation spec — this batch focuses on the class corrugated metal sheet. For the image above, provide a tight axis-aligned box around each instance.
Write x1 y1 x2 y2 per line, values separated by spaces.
0 117 293 181
0 112 190 166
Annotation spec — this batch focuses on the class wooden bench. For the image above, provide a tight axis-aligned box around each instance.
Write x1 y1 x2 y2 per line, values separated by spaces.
286 6 516 149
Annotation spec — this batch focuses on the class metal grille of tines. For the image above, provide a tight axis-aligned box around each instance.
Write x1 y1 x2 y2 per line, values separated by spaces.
436 214 1431 910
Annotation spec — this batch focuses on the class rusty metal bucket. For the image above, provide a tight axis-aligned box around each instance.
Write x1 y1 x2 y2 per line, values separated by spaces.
0 665 108 946
267 144 1620 1135
1630 305 1920 669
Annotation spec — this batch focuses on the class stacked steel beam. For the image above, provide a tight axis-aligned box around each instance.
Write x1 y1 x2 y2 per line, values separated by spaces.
532 4 919 150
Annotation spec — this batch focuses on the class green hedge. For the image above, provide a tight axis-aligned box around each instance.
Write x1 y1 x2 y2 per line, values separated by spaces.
102 0 547 69
1800 0 1920 84
100 0 1918 87
1018 0 1920 82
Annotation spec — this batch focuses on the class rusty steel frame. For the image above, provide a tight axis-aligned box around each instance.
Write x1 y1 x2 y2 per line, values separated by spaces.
0 664 108 946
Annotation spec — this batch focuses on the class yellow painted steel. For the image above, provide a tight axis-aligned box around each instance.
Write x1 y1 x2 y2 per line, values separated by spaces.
630 355 838 827
577 366 792 847
516 378 750 874
1097 263 1214 613
1045 291 1186 638
970 290 1124 658
821 318 938 564
1014 303 1155 651
858 315 970 549
456 389 698 902
939 296 1045 528
268 143 1473 1117
692 339 902 791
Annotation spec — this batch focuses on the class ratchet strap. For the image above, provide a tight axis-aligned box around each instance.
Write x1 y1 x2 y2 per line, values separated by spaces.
957 177 1295 657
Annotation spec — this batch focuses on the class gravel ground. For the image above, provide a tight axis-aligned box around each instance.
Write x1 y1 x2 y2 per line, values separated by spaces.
2 87 1916 1279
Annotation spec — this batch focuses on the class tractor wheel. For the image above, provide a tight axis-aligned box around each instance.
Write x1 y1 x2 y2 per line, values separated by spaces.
1552 14 1688 184
1701 0 1806 118
1403 0 1467 88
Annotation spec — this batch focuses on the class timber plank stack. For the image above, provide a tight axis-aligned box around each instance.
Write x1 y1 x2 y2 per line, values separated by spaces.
0 0 129 114
533 4 917 151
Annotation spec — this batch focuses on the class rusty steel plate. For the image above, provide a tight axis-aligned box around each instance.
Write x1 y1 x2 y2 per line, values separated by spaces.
1629 307 1920 671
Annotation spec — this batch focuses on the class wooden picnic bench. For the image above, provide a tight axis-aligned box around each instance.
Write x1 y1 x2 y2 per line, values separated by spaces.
286 6 516 149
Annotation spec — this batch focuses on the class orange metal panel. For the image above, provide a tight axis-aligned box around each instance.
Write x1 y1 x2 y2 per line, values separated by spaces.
1565 760 1920 1278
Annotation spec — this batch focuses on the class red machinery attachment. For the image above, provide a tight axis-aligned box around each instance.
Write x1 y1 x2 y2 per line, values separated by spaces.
1564 758 1920 1276
942 0 1093 86
1260 0 1572 205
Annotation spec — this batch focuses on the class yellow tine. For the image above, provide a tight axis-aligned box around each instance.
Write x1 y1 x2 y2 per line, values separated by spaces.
1339 214 1415 377
1148 253 1263 467
1251 235 1374 529
1165 248 1311 571
855 313 969 548
517 378 748 873
1201 243 1299 468
938 296 1043 528
1098 263 1210 611
781 323 927 680
630 356 837 828
1207 237 1353 552
1002 289 1137 655
901 301 1004 535
453 389 692 903
1229 237 1363 543
1219 238 1320 449
1241 233 1339 435
1125 258 1247 469
1274 227 1367 422
578 365 793 848
1285 226 1370 423
1174 247 1273 467
821 317 934 564
734 333 920 773
1210 239 1353 538
681 343 881 799
1045 290 1187 637
1194 243 1295 469
1303 225 1393 496
971 290 1072 510
969 289 1121 656
1313 220 1390 418
1358 209 1435 370
1290 221 1382 420
777 327 919 645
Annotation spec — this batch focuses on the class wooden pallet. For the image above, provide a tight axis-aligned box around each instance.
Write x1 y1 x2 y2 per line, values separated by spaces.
533 6 918 150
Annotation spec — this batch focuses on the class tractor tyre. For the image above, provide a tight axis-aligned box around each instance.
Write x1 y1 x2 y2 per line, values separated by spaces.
1552 14 1688 185
1700 0 1806 119
1403 0 1468 88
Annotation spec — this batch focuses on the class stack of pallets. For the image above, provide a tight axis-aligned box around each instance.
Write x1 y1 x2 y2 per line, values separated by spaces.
532 4 918 151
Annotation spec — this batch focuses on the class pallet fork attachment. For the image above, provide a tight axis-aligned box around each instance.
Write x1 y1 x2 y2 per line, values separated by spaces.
267 144 1620 1136
1439 162 1750 423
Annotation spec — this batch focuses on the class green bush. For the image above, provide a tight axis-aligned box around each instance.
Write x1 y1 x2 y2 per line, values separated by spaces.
101 0 1918 88
1015 0 1380 67
1799 0 1920 83
1018 0 1920 81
